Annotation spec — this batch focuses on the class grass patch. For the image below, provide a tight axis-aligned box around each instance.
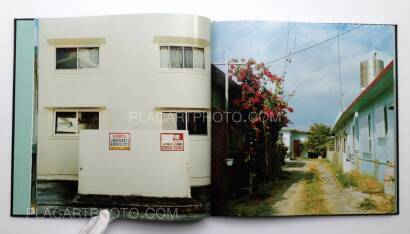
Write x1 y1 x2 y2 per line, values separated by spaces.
301 164 329 215
225 170 305 216
324 161 383 194
323 160 395 214
224 181 276 216
358 198 377 210
370 195 396 213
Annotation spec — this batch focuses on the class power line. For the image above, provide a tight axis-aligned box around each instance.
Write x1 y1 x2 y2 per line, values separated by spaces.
265 25 364 65
286 25 361 99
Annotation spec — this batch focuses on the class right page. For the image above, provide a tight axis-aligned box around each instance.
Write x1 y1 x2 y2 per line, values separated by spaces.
210 21 398 216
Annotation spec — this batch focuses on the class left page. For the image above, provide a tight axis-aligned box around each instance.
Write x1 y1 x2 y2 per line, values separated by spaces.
11 13 212 221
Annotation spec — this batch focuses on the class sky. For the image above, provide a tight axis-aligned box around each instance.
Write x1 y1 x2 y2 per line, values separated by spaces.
212 21 396 130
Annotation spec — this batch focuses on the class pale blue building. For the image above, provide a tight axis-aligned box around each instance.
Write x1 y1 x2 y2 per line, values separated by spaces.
331 60 396 182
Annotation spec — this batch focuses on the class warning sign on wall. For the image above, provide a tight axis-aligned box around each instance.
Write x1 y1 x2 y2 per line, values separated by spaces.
109 132 131 150
160 133 184 151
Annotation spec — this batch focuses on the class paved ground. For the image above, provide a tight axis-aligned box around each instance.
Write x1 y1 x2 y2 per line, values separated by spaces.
273 159 367 215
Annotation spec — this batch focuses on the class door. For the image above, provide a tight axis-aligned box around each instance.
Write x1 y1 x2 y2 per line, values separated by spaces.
293 140 301 157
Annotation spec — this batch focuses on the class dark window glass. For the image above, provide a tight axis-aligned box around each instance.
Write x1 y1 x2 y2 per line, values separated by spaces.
187 112 207 135
383 106 388 135
56 48 77 69
176 112 186 130
78 112 99 132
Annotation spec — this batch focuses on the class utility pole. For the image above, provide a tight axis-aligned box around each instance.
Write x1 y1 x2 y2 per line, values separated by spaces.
337 26 344 111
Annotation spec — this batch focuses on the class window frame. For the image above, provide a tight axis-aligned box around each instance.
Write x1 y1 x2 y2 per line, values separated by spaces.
159 45 205 71
53 109 100 137
55 46 100 71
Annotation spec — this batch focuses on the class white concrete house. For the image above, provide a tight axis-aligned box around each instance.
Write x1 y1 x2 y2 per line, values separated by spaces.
36 14 211 196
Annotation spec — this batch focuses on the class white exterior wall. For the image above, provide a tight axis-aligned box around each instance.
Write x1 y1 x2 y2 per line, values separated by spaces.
37 14 211 186
281 131 291 155
79 130 191 197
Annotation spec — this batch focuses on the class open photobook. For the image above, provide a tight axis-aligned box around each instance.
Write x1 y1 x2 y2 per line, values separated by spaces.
11 14 398 220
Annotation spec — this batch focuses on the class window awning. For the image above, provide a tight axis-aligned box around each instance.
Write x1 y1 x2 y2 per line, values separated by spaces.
45 106 106 110
153 36 209 47
47 38 106 46
155 107 211 112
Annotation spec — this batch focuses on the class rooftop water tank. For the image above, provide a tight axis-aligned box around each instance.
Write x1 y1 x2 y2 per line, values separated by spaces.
360 53 384 90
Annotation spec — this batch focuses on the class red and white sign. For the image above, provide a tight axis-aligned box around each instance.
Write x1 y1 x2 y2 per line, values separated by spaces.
109 132 131 150
160 133 184 151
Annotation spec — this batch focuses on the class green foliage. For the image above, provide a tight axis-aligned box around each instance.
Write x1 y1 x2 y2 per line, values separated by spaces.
336 169 358 188
359 198 377 210
305 123 333 156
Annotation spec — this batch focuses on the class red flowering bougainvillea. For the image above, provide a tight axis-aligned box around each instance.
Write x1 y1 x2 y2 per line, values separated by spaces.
228 58 293 193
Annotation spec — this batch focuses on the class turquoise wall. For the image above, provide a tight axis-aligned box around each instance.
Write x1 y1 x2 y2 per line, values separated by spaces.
12 19 35 215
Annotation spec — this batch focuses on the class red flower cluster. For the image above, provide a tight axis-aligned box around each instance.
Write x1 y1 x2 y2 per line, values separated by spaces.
229 58 293 131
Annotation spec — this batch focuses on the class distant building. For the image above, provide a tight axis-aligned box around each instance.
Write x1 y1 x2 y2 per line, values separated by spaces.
280 128 309 159
330 60 396 182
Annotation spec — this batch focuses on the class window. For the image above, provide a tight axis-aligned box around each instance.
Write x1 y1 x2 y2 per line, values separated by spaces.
170 46 183 68
160 46 205 69
343 132 346 153
193 47 205 69
384 106 389 135
162 112 208 135
160 46 169 68
359 115 371 153
347 126 355 161
184 47 193 68
375 105 389 137
55 112 77 134
187 112 207 135
56 47 99 69
368 115 372 151
54 111 99 135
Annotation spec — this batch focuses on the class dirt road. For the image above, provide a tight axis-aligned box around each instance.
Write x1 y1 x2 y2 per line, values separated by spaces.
273 159 367 215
